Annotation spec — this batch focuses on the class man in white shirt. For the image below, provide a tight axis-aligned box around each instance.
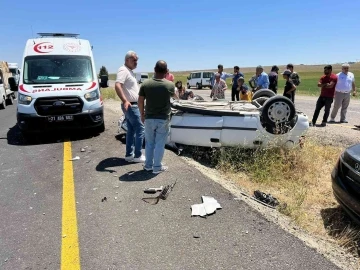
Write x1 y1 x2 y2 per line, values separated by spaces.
329 63 357 123
115 51 145 162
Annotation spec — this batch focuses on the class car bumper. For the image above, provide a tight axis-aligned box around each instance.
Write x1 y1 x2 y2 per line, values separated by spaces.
331 166 360 225
17 107 104 133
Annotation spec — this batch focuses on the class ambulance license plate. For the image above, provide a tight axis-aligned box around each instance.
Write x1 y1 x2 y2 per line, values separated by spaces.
47 115 74 122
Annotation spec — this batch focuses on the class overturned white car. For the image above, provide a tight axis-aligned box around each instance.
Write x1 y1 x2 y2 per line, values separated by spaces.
118 90 309 150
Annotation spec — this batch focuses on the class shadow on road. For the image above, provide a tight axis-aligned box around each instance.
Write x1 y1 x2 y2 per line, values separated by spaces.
96 157 157 181
119 170 157 182
6 124 102 146
320 206 360 255
96 157 130 173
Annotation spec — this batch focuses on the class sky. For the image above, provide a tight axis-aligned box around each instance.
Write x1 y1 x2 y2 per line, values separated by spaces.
1 0 359 73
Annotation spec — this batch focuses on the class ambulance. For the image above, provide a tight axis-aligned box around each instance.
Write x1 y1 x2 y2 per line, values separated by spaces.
17 33 109 136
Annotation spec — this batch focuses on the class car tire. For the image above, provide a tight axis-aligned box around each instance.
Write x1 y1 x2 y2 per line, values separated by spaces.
6 95 14 106
261 96 296 126
252 89 276 100
0 96 6 109
187 83 190 89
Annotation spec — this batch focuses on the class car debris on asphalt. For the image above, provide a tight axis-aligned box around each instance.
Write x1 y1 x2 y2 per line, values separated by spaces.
253 190 279 208
143 186 164 194
142 181 177 205
191 196 222 217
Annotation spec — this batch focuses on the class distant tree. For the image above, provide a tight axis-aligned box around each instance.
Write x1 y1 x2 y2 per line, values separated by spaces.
99 66 108 77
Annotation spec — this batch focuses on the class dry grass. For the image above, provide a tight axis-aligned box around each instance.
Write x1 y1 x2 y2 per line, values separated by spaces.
185 139 360 255
100 87 119 101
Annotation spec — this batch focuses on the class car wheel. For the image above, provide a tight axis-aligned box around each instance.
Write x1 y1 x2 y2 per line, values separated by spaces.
0 96 6 109
252 89 276 100
198 83 202 89
261 96 296 126
187 83 190 89
6 95 14 106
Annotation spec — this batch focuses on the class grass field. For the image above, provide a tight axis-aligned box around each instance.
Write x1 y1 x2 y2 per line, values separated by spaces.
107 62 360 98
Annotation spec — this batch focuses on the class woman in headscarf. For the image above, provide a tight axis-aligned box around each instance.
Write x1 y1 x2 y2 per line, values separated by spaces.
210 73 227 100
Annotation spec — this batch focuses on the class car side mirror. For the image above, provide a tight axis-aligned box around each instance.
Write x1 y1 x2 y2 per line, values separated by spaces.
187 76 190 80
100 75 109 88
8 77 18 91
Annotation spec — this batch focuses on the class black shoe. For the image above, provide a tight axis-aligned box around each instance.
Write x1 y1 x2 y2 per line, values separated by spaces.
320 122 326 127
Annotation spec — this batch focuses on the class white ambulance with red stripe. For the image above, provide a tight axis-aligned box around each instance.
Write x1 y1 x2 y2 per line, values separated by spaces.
17 33 108 136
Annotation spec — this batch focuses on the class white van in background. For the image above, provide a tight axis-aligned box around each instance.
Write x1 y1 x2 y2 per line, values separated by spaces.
8 63 20 86
187 71 214 89
17 32 109 137
135 72 149 84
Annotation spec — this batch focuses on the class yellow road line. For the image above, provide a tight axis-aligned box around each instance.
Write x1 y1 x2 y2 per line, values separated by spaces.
61 141 81 270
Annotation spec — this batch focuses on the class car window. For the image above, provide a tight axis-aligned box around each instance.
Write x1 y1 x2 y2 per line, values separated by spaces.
203 72 213 79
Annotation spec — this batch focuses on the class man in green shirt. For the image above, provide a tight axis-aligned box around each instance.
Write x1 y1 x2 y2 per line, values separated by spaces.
138 60 177 174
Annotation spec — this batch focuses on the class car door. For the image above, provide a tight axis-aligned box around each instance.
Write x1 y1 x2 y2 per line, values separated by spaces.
170 114 223 147
220 113 260 148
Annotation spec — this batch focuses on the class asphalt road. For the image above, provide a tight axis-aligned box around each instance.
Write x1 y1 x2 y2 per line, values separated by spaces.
0 99 344 270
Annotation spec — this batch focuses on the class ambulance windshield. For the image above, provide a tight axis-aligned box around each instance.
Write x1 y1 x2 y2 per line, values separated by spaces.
23 55 93 84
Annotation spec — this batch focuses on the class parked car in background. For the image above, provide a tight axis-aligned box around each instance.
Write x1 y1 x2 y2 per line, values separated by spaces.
8 62 20 86
135 72 149 84
331 143 360 225
0 61 17 109
187 71 214 89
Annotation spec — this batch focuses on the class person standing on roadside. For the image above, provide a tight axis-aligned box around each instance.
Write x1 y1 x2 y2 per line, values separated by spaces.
165 69 174 82
231 66 245 101
138 60 177 174
268 65 279 94
329 63 357 123
254 65 270 91
310 65 338 127
281 69 296 103
286 63 301 102
210 73 227 100
115 51 145 163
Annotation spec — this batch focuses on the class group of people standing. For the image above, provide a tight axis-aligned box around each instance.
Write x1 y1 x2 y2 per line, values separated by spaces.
209 64 301 103
114 51 357 174
310 63 356 127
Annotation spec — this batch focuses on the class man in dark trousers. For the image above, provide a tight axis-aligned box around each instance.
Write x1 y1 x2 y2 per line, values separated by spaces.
231 66 245 101
138 60 177 174
268 65 279 93
310 65 338 127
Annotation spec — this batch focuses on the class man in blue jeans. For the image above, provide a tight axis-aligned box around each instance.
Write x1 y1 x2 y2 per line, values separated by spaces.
115 51 145 163
138 60 177 174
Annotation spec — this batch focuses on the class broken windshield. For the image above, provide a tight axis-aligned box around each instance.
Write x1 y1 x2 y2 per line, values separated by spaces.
23 55 93 84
